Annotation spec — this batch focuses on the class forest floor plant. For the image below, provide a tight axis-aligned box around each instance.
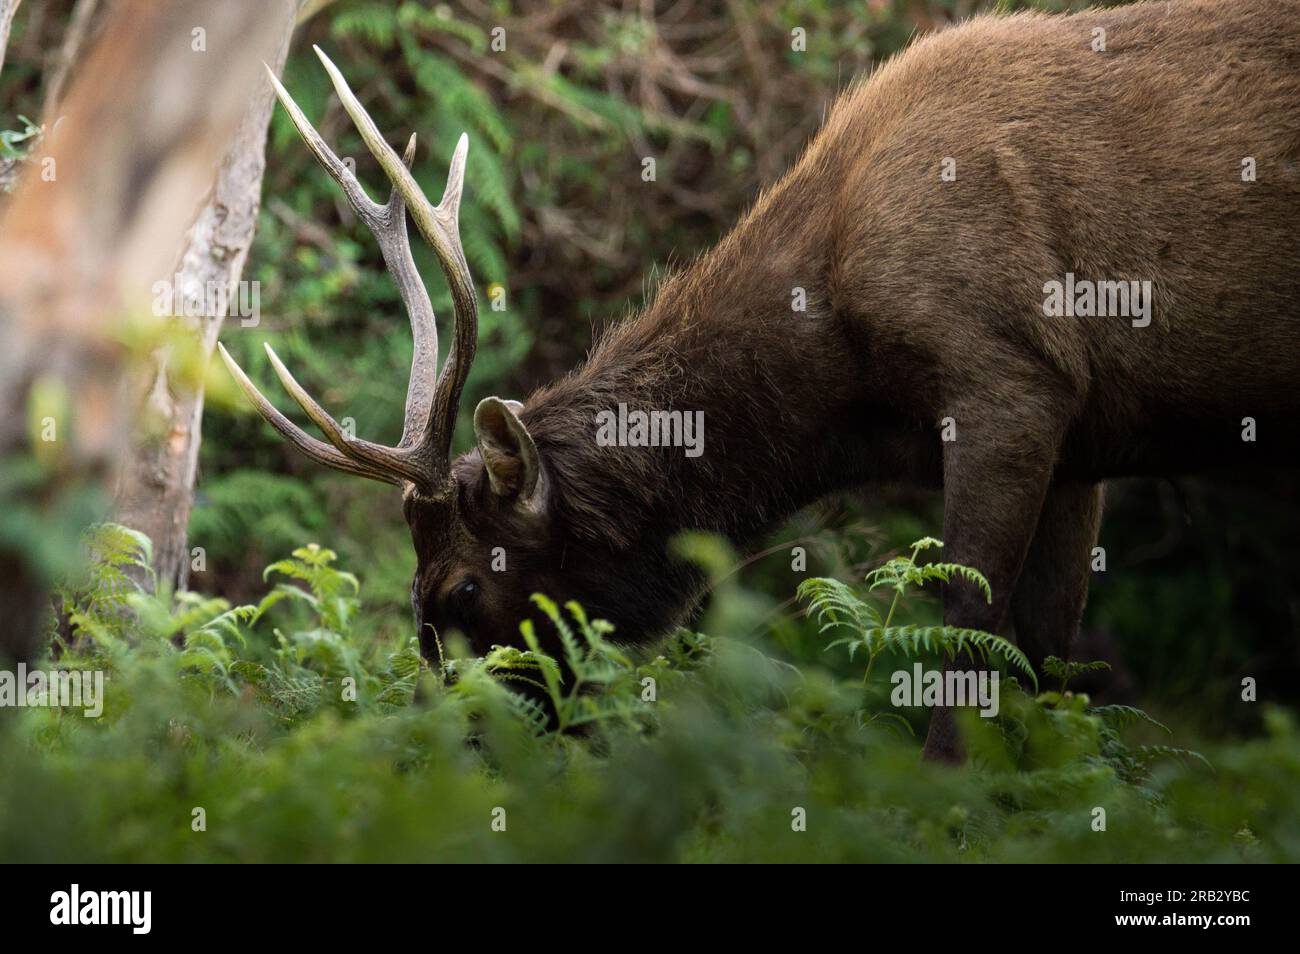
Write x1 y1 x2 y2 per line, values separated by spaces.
0 526 1292 862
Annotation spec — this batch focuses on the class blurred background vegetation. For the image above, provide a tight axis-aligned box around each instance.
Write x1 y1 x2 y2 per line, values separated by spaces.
2 0 1298 862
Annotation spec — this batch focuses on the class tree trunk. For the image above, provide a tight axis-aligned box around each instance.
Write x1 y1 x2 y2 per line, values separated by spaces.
0 0 19 78
111 0 298 591
0 0 286 667
40 0 101 122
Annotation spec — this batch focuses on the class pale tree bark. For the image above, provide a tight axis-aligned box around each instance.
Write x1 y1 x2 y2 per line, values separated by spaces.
0 0 20 193
0 0 286 667
0 0 23 195
40 0 100 122
0 0 19 78
111 0 298 591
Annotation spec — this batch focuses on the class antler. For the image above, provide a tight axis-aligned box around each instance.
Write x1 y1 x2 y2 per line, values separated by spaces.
218 45 478 497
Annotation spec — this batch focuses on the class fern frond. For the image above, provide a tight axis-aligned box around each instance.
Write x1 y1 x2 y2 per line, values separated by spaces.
1131 745 1214 772
529 593 586 674
505 692 551 736
797 577 882 632
1091 704 1170 735
866 625 1036 685
914 563 992 603
1043 656 1111 679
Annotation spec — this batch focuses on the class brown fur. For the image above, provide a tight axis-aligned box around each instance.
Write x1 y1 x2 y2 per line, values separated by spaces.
405 0 1300 757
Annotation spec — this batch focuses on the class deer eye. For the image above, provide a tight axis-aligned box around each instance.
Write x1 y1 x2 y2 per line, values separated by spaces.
449 578 480 610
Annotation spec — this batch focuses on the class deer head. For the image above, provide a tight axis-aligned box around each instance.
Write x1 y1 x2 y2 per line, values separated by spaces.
220 48 615 658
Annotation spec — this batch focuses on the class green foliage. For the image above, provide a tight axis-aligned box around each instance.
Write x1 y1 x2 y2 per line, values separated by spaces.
1043 655 1111 694
793 540 1216 801
0 114 39 160
513 595 639 733
261 543 360 634
57 523 156 645
799 538 1034 686
0 455 106 588
2 527 1294 863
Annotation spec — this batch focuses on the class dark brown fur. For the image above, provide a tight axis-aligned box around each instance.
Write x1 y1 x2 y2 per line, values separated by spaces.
404 0 1300 758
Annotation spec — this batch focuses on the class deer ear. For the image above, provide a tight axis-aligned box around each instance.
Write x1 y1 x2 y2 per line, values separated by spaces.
473 397 543 505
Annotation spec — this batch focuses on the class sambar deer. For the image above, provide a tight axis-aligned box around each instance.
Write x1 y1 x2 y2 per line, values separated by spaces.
221 0 1300 759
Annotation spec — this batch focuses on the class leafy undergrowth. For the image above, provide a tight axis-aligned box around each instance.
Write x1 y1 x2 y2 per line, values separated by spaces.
0 525 1296 863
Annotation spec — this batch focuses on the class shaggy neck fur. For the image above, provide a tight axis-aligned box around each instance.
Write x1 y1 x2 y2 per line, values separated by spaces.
520 184 875 556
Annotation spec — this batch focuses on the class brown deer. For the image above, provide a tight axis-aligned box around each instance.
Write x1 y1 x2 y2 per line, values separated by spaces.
221 0 1300 760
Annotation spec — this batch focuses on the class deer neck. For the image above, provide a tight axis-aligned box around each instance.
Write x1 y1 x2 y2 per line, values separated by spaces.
528 220 860 551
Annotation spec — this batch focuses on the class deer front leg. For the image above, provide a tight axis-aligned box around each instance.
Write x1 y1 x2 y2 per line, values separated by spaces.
920 404 1065 763
1010 482 1104 675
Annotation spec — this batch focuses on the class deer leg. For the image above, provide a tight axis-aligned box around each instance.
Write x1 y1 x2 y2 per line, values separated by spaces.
920 406 1064 763
1010 481 1104 676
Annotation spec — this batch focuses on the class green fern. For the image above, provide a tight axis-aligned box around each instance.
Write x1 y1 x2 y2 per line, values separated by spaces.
1130 744 1214 772
517 594 641 734
1090 704 1170 735
332 3 399 46
1043 655 1111 694
798 537 1035 688
261 543 360 635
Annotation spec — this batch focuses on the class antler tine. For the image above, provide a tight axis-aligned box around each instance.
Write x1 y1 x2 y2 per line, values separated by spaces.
216 344 399 485
428 132 477 463
261 344 432 487
264 64 381 220
315 45 479 468
388 132 441 448
265 64 439 454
